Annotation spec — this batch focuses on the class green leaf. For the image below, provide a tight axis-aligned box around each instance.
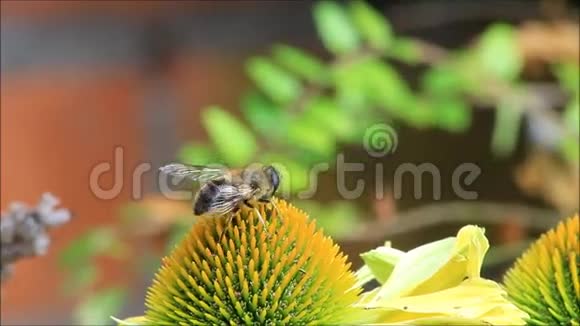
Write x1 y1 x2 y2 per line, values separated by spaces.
554 62 580 93
75 288 126 325
313 1 360 55
241 91 288 140
560 136 579 163
422 65 464 96
433 97 471 132
202 106 258 166
349 1 393 51
64 265 98 294
295 200 361 239
476 23 522 80
364 59 415 115
287 118 336 159
402 99 434 128
491 100 522 157
302 97 355 140
59 228 118 269
165 222 192 254
177 143 217 165
333 62 369 110
563 94 579 136
272 45 329 84
389 37 422 64
246 57 301 104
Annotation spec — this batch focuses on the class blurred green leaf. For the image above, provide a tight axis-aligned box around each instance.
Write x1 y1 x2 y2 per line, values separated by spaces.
272 45 329 84
402 99 434 128
287 118 336 159
560 88 580 163
165 222 192 254
297 200 360 239
247 57 301 103
333 62 369 110
177 143 217 165
563 94 579 136
313 1 360 55
302 96 355 141
389 37 422 64
64 265 98 294
119 202 149 227
202 106 258 166
491 100 522 157
75 288 126 325
59 228 118 269
260 153 311 194
242 91 288 140
422 65 464 97
554 62 580 93
365 59 415 115
433 97 471 132
560 136 580 163
349 1 393 51
476 23 522 81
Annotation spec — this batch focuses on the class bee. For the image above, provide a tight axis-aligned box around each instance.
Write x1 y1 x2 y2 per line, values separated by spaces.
159 162 281 234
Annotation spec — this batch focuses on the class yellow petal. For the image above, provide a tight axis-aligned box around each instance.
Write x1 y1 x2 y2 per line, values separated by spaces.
366 278 528 325
367 225 488 302
371 237 456 302
358 245 405 285
111 315 149 325
409 225 489 296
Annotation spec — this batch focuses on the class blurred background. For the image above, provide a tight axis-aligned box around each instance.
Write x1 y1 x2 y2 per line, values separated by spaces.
1 0 578 324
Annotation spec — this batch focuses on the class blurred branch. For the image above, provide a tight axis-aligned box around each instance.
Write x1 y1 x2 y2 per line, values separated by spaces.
411 32 574 138
347 201 560 241
413 38 571 120
1 193 71 283
290 29 573 139
483 239 533 267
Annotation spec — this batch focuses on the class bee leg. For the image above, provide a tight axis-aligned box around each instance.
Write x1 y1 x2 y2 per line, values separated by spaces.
244 200 269 235
218 207 238 243
217 214 232 243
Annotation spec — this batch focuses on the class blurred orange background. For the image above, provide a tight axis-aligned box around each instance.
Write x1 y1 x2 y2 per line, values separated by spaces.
1 2 269 323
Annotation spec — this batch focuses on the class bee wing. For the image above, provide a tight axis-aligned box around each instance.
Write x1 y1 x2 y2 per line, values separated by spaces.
159 163 229 183
208 185 255 216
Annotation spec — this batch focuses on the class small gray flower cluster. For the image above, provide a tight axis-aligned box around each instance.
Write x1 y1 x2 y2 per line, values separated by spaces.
1 193 71 282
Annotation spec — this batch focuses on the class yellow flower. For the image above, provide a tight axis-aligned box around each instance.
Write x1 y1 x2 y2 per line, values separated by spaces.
117 199 362 325
504 214 579 325
354 225 529 325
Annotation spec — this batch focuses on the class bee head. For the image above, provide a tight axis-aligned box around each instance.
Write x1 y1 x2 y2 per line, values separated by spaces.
264 165 280 196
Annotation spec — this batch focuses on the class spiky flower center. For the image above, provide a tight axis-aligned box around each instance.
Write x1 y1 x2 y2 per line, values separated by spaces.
145 200 361 325
504 214 580 325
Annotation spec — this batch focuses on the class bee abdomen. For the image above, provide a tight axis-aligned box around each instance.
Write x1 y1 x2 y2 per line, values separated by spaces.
194 182 219 215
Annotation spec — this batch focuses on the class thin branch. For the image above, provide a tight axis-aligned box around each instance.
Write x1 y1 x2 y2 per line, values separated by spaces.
1 193 71 283
411 38 574 138
343 201 560 242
